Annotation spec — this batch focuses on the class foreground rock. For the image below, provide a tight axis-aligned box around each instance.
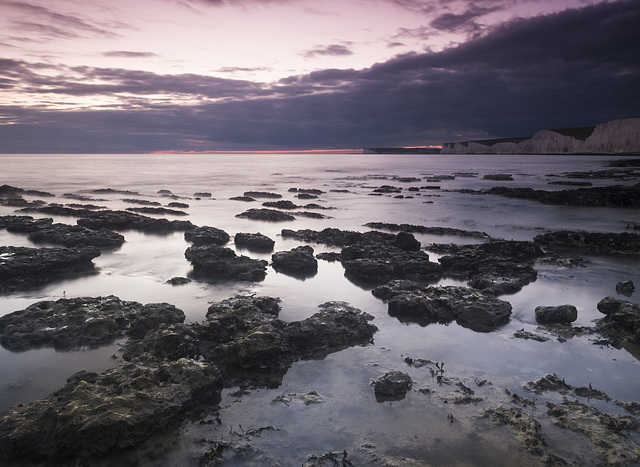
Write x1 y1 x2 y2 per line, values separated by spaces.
185 245 267 282
373 370 413 402
535 305 578 324
432 240 543 295
0 296 377 462
595 297 640 358
0 246 100 294
77 210 195 233
534 230 640 255
234 232 275 252
0 296 184 351
184 226 230 246
1 215 124 248
0 359 223 461
271 245 318 278
236 208 295 221
372 280 513 331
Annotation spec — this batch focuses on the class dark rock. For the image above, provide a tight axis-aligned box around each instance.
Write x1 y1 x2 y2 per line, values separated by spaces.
342 244 442 285
373 185 402 193
166 276 192 285
0 197 47 208
194 192 212 197
487 184 640 208
230 196 255 202
482 405 548 456
0 184 55 197
0 359 222 462
296 193 318 200
484 174 513 181
616 280 635 296
364 221 489 239
0 296 184 350
288 188 325 195
392 231 421 251
184 226 230 246
272 245 318 277
18 203 95 217
167 202 189 208
262 200 298 209
0 246 100 294
236 208 295 222
77 210 195 233
1 215 52 232
535 305 578 324
122 198 161 206
436 240 542 295
243 191 282 199
158 189 173 195
372 281 512 331
595 297 640 359
185 245 267 282
373 370 412 402
281 227 395 247
234 232 275 252
87 188 140 195
126 207 188 216
534 230 640 254
293 211 331 219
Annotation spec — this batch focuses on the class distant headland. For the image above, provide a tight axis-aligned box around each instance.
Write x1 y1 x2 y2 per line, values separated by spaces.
364 118 640 155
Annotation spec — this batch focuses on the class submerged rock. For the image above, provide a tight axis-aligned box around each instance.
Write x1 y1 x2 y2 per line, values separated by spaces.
372 280 512 331
271 245 318 277
234 232 275 252
482 405 548 456
0 245 100 294
535 305 578 324
373 370 413 402
185 245 267 282
616 280 635 296
0 296 185 351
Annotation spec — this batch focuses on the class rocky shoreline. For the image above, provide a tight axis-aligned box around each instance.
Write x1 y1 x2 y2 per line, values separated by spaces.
1 162 639 465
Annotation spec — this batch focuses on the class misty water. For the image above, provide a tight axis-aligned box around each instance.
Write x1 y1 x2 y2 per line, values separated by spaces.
0 153 639 466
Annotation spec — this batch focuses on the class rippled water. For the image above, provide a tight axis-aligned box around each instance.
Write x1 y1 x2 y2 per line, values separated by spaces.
0 153 639 466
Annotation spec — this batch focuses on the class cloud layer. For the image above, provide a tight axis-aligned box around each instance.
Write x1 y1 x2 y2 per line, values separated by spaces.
1 0 638 152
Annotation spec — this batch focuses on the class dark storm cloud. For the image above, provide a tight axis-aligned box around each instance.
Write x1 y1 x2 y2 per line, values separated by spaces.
302 44 354 59
2 0 639 152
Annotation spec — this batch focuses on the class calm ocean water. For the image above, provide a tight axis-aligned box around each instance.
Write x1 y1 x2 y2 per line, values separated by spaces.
0 153 639 465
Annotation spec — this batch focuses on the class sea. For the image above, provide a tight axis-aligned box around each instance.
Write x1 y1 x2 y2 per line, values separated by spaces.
0 153 639 466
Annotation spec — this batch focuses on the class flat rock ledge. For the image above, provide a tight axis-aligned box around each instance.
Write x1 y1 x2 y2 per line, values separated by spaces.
185 244 267 282
534 230 640 255
0 296 185 351
595 297 640 359
372 280 512 332
0 296 377 463
0 245 101 294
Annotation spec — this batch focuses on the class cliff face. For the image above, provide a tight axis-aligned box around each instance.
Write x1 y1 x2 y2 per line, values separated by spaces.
441 118 640 154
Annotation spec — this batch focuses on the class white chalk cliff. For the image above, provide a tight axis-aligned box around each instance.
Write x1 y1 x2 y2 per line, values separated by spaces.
441 117 640 154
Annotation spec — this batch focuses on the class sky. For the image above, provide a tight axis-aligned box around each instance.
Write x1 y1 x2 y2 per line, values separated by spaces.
0 0 638 153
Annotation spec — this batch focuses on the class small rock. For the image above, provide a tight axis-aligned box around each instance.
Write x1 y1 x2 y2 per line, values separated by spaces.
234 232 275 252
166 277 192 286
535 305 578 324
373 370 413 402
616 280 635 296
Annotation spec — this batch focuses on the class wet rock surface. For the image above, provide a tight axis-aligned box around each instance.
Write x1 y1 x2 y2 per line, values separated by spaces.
77 210 195 232
534 230 640 254
364 221 490 239
185 245 268 282
431 240 542 295
0 245 100 294
281 227 395 247
234 232 275 252
271 245 318 277
372 280 512 331
616 280 636 296
184 226 230 246
595 297 640 358
0 295 377 462
0 296 185 351
373 370 413 402
485 184 640 208
236 208 295 221
535 304 578 324
0 359 223 461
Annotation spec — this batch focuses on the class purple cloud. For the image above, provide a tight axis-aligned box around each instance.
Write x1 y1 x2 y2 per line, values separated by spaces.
302 44 354 59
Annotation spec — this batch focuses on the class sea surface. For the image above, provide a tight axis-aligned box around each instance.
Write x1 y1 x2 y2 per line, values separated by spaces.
0 153 639 466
